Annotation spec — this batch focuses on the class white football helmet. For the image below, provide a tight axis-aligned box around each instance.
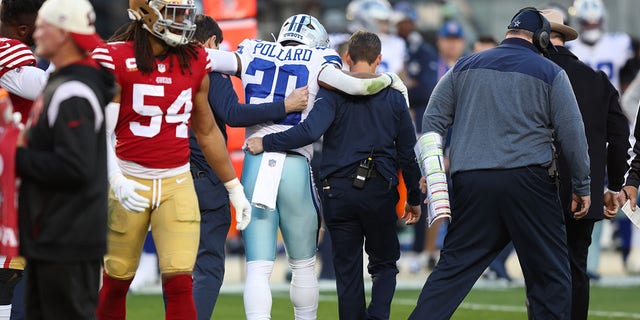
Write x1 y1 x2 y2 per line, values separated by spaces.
346 0 393 33
572 0 606 44
277 14 329 48
128 0 197 47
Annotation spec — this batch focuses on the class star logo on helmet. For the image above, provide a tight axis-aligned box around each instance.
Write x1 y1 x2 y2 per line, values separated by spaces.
513 20 521 27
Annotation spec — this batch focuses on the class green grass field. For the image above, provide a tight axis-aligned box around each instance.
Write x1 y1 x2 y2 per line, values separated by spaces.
126 286 640 319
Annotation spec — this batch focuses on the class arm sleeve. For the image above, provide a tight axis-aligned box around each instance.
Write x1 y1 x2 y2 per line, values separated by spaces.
394 93 422 205
421 70 455 135
208 72 286 127
601 72 630 191
263 89 335 152
105 102 122 179
317 65 392 96
207 48 240 75
0 66 47 100
549 71 591 196
16 96 100 187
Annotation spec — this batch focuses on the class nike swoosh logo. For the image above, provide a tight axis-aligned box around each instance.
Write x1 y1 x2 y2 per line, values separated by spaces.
314 97 323 103
176 177 187 184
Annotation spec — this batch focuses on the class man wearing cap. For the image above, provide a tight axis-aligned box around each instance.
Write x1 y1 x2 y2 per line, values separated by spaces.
542 8 630 320
409 7 590 320
15 0 114 318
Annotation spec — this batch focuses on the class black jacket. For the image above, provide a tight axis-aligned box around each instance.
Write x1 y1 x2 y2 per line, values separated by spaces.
17 60 115 261
550 46 630 220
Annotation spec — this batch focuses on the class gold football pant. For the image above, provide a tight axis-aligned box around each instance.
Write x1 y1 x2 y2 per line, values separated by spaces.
104 171 200 280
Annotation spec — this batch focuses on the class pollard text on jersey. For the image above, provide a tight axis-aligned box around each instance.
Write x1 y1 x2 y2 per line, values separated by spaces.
252 42 312 62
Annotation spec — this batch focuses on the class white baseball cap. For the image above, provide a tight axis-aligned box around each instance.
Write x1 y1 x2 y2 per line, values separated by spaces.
38 0 103 52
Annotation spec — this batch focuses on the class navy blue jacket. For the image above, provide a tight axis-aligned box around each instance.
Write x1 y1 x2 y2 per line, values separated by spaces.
263 87 422 205
189 72 287 210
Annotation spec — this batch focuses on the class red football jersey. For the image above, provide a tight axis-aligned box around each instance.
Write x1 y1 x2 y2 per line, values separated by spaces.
0 37 38 124
93 42 211 169
0 90 19 257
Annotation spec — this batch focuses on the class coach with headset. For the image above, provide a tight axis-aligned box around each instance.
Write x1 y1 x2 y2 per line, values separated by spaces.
409 7 591 320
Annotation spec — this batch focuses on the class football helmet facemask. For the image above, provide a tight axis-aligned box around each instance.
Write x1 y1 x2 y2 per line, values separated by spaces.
277 14 329 48
572 0 606 44
128 0 197 47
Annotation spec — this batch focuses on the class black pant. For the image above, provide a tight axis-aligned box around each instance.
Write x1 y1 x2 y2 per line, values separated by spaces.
322 176 399 320
565 217 596 320
409 167 571 320
25 259 100 320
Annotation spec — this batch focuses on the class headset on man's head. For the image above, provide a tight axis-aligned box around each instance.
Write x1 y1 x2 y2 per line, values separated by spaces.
510 7 551 54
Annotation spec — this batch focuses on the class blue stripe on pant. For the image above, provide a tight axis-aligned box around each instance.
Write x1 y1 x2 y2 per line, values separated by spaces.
409 167 571 320
322 176 400 320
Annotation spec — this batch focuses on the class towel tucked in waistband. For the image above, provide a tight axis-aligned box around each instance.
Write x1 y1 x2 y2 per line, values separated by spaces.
251 152 286 211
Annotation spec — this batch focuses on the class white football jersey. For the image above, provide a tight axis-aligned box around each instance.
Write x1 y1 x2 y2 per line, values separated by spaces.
329 32 405 73
567 32 633 92
379 33 406 73
236 39 341 158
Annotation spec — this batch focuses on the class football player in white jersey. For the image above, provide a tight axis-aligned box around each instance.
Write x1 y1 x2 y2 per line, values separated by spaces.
206 14 406 320
330 0 406 74
567 0 633 92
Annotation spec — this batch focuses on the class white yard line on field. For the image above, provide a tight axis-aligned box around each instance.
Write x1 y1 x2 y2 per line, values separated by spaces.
317 296 640 319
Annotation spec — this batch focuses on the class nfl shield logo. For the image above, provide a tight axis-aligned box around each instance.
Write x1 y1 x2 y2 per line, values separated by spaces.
268 159 277 167
158 64 166 73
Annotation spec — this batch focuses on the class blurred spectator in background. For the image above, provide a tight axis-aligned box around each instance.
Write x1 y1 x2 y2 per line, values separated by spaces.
436 20 466 79
393 1 438 132
472 35 498 53
90 0 128 39
341 0 406 73
392 1 439 274
620 37 640 94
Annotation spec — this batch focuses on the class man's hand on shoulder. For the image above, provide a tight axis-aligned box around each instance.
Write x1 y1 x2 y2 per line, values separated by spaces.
246 137 264 155
284 86 309 113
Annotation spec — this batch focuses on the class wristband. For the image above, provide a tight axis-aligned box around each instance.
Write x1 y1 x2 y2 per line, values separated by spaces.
604 187 619 194
224 177 241 191
622 188 630 200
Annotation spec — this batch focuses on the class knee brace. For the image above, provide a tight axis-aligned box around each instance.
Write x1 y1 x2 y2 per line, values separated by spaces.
104 256 136 280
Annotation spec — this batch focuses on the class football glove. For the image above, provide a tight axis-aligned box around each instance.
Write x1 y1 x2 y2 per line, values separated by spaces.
109 173 151 213
224 178 252 230
384 72 411 108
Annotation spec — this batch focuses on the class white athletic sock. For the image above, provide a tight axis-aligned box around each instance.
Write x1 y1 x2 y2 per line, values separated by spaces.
289 257 319 320
244 260 274 320
0 304 11 320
